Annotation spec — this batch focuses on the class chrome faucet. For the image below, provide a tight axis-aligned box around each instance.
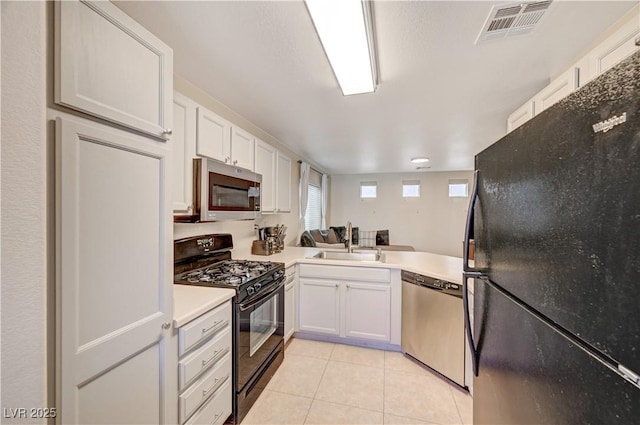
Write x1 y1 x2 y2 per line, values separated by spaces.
346 221 353 253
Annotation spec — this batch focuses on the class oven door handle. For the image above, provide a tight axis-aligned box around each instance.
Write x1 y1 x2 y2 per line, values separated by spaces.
239 278 286 311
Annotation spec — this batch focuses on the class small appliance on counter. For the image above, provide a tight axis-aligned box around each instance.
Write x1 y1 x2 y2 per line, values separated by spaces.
251 240 274 256
252 225 286 255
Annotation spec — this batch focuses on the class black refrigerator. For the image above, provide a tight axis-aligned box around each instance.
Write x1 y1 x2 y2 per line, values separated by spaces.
463 50 640 424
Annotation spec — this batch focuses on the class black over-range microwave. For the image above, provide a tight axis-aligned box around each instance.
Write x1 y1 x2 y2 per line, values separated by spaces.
175 158 261 223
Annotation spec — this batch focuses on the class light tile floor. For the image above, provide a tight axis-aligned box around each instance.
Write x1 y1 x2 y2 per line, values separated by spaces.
242 338 472 425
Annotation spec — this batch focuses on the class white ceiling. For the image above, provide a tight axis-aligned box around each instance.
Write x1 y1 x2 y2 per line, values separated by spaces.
116 1 637 174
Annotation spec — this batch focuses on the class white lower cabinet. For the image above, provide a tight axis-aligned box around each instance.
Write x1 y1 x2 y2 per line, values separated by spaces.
177 301 232 425
299 278 341 336
344 282 391 342
284 266 298 342
298 264 393 343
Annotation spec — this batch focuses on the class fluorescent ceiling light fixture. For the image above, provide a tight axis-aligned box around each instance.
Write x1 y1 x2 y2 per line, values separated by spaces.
411 157 430 164
305 0 377 96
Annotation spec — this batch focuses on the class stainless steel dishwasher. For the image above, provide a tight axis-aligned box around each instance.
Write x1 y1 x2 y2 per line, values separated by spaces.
401 270 465 387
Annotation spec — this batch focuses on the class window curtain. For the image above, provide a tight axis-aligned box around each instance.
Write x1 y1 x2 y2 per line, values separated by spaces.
298 162 311 237
321 173 328 229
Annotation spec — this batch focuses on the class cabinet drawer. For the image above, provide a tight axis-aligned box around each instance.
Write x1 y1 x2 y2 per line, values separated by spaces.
179 301 231 356
184 378 232 425
179 327 231 391
299 264 390 283
180 353 231 424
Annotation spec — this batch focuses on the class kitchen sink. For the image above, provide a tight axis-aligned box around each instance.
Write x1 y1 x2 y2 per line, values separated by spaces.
311 250 385 263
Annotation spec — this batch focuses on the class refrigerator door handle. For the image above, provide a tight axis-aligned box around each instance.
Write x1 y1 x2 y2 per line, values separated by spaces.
464 170 484 277
463 274 479 377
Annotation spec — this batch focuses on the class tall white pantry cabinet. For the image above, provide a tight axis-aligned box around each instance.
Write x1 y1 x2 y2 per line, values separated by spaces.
54 1 175 424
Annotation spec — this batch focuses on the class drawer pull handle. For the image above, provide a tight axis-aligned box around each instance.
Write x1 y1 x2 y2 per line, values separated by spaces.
202 319 228 336
210 410 228 425
202 347 230 368
202 374 230 398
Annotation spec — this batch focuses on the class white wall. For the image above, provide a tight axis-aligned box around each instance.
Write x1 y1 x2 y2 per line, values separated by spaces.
330 171 474 257
1 1 49 422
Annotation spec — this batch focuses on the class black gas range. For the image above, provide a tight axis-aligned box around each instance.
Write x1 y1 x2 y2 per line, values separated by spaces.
174 233 285 424
175 259 285 303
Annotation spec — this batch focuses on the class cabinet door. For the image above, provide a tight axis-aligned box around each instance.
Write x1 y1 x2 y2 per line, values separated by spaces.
589 16 640 80
173 92 197 213
197 106 231 163
254 139 276 212
344 282 391 342
298 278 340 336
506 101 535 133
534 67 578 114
55 0 173 140
275 152 292 213
56 117 173 424
230 127 254 171
285 282 295 342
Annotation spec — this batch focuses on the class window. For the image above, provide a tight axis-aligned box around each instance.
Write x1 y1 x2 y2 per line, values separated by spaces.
449 180 469 197
360 181 377 199
402 180 420 198
305 184 322 230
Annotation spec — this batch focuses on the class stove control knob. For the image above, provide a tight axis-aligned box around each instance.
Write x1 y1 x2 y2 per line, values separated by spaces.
254 283 262 291
247 286 255 296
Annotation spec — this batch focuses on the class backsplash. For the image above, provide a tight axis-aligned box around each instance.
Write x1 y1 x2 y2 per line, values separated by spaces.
174 213 298 252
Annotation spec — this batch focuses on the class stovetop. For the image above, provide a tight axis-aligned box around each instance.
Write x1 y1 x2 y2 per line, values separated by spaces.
174 234 285 303
175 259 280 287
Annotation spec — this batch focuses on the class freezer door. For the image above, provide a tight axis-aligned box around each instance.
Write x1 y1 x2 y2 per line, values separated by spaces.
474 51 640 373
474 280 640 425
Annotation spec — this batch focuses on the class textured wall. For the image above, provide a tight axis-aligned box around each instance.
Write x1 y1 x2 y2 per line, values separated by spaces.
1 1 48 422
330 171 474 257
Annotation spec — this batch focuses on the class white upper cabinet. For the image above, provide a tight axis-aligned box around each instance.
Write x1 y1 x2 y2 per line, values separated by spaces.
55 0 173 140
230 127 255 171
254 139 277 212
254 141 291 214
173 92 197 213
506 6 639 132
197 106 232 163
276 152 292 213
534 67 578 115
585 13 640 84
507 100 535 133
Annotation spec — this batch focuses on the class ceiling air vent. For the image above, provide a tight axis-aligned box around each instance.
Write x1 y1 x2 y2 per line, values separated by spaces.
476 1 553 44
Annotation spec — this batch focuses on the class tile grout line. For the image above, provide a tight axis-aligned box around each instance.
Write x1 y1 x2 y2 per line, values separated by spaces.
449 386 466 425
302 343 335 424
383 352 387 423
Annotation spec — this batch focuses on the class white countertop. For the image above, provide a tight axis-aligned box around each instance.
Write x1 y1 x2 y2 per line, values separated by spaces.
173 246 465 327
173 284 236 328
233 246 464 284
